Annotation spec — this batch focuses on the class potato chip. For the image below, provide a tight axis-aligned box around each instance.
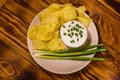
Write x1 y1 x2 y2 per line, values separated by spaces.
47 31 64 51
59 10 66 21
36 24 55 41
59 18 66 26
39 3 61 21
47 3 61 12
40 11 60 30
76 6 86 17
59 3 77 21
28 25 38 40
33 39 48 50
58 39 64 50
39 10 49 21
47 32 59 51
63 3 73 8
77 16 92 28
40 11 59 23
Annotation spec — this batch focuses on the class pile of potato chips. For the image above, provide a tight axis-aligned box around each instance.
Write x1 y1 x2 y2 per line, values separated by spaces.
28 3 92 51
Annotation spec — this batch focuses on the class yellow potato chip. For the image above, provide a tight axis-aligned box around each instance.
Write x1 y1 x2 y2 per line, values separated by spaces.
59 3 77 21
33 39 48 50
47 32 59 51
58 39 64 50
28 25 38 40
77 16 92 28
64 3 73 7
39 3 61 21
59 18 66 26
59 10 66 21
36 24 55 41
39 10 49 21
47 3 61 12
76 6 86 17
40 11 60 30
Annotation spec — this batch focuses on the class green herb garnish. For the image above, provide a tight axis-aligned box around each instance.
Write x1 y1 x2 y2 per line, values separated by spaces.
68 29 70 32
76 24 79 27
75 33 78 36
34 44 105 53
63 25 65 28
77 38 79 41
75 28 79 32
78 26 82 28
64 33 66 36
34 44 106 61
71 32 74 36
69 25 71 27
71 28 73 31
71 21 74 24
35 55 105 61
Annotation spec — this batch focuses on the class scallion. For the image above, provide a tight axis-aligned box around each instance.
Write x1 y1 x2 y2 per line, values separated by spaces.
34 48 106 57
34 44 104 53
35 55 105 61
34 44 106 61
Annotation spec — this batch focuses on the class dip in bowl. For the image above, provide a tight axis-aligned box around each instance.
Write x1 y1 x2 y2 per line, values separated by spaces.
60 20 88 48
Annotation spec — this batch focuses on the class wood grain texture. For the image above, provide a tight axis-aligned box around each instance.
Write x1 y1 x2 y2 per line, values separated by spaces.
0 0 120 80
0 0 7 8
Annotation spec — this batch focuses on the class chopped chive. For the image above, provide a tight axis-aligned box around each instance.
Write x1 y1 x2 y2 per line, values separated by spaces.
79 33 81 35
76 24 79 27
70 40 75 43
70 40 73 43
82 27 84 29
71 32 74 36
71 28 73 31
80 30 83 33
68 34 70 36
77 38 79 41
63 25 65 28
78 26 82 28
72 40 75 43
75 28 79 32
64 33 66 36
71 21 74 24
68 34 72 38
73 27 76 30
80 34 83 38
75 33 78 36
68 29 70 32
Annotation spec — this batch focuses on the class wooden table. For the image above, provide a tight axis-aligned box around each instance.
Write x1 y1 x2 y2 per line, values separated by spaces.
0 0 120 80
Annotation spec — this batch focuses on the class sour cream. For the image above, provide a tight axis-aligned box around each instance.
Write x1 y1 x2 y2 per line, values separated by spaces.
60 20 88 48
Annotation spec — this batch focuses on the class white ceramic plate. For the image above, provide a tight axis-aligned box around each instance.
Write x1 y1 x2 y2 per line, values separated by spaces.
27 10 98 74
